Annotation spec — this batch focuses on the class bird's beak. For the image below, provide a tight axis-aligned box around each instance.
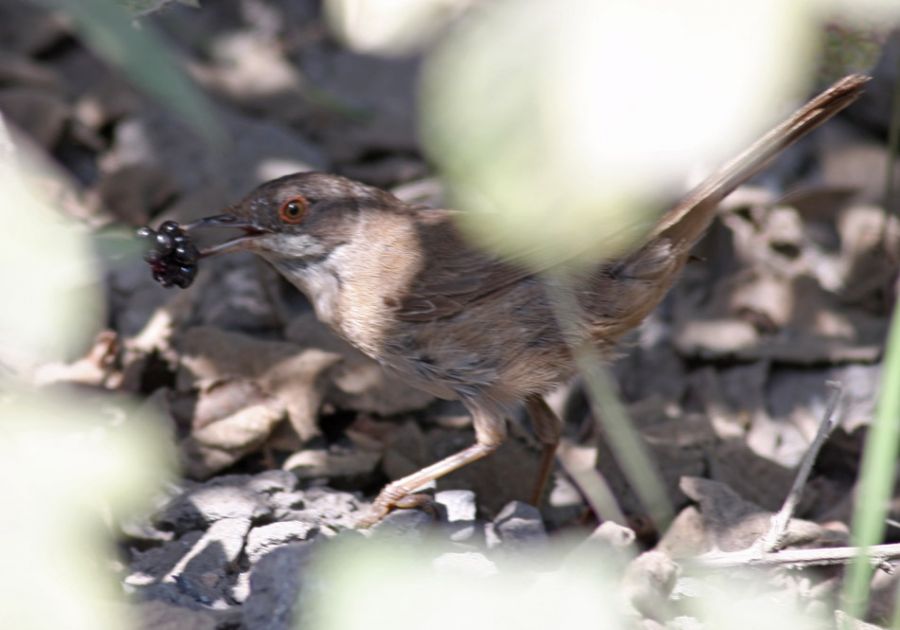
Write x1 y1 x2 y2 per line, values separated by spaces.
184 214 272 258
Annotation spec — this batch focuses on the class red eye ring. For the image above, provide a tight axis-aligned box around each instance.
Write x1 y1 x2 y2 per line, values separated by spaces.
278 196 308 224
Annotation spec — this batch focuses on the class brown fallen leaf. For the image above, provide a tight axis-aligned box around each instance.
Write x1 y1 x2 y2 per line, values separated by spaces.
180 388 285 478
707 439 805 513
32 330 120 388
177 326 341 442
656 505 709 558
678 477 844 553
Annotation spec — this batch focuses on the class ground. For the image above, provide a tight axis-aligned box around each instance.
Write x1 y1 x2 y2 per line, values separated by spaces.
1 1 899 629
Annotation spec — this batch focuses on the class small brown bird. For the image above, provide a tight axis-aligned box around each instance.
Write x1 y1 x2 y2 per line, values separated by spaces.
177 75 866 526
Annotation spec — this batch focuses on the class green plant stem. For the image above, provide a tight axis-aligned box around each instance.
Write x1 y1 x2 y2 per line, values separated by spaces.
34 0 221 145
844 292 900 620
543 274 673 531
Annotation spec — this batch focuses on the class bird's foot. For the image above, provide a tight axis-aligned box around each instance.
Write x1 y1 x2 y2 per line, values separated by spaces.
355 483 435 528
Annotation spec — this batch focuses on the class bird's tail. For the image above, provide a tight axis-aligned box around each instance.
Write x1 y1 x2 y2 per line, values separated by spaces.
652 74 870 256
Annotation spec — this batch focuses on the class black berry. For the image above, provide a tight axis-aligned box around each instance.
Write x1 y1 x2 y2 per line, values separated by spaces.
155 233 173 254
136 221 200 289
159 221 181 236
173 242 198 264
136 226 155 241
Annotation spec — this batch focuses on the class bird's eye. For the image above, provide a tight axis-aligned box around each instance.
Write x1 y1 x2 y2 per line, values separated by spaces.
278 196 308 224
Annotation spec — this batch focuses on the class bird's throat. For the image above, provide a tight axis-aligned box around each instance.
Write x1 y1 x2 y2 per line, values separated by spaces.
269 250 346 330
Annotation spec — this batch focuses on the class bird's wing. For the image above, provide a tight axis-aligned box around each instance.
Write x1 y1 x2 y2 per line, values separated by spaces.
392 209 547 322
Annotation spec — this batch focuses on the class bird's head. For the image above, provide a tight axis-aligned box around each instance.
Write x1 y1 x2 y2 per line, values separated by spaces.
194 172 399 263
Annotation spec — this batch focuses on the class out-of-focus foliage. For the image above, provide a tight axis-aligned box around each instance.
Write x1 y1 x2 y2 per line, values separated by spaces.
820 22 889 84
308 538 631 630
325 0 472 55
0 120 101 371
0 393 174 630
306 537 829 630
31 0 220 144
419 0 815 269
115 0 199 17
684 575 824 630
822 0 900 22
0 114 173 630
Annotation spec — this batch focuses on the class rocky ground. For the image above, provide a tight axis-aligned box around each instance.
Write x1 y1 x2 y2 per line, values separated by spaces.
3 1 900 629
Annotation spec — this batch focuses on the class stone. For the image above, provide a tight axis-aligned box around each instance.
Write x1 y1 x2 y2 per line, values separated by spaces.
191 255 284 332
156 479 270 533
164 517 253 607
230 571 251 605
132 599 221 630
242 543 316 630
277 486 366 531
126 531 204 586
169 517 251 573
485 501 547 552
370 509 435 541
623 551 680 620
246 521 319 563
247 469 298 496
267 490 307 518
435 489 478 542
582 521 637 550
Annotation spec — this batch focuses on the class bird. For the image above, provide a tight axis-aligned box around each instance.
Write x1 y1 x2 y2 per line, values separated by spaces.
148 74 867 526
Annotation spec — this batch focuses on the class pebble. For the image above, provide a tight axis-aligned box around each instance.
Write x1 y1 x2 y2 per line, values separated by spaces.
246 521 320 563
485 501 547 552
242 543 316 630
435 489 478 543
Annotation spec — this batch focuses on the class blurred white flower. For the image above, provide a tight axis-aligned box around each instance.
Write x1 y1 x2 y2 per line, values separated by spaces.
0 393 173 630
325 0 472 55
420 0 817 267
0 121 102 372
682 574 825 630
309 538 629 630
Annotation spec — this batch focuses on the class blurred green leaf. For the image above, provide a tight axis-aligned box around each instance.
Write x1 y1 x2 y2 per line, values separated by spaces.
115 0 200 16
842 294 900 617
33 0 220 144
842 50 900 617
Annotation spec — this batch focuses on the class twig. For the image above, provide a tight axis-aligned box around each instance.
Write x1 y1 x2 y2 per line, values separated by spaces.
754 381 844 553
557 437 628 526
543 275 674 530
694 542 900 570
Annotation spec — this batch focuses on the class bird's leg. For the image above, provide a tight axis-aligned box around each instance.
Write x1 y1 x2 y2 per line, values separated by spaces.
357 406 506 528
525 394 563 507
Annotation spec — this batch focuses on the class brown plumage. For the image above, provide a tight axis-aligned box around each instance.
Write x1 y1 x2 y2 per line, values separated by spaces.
193 74 868 526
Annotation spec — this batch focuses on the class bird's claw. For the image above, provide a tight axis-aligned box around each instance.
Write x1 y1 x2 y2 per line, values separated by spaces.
355 484 436 528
